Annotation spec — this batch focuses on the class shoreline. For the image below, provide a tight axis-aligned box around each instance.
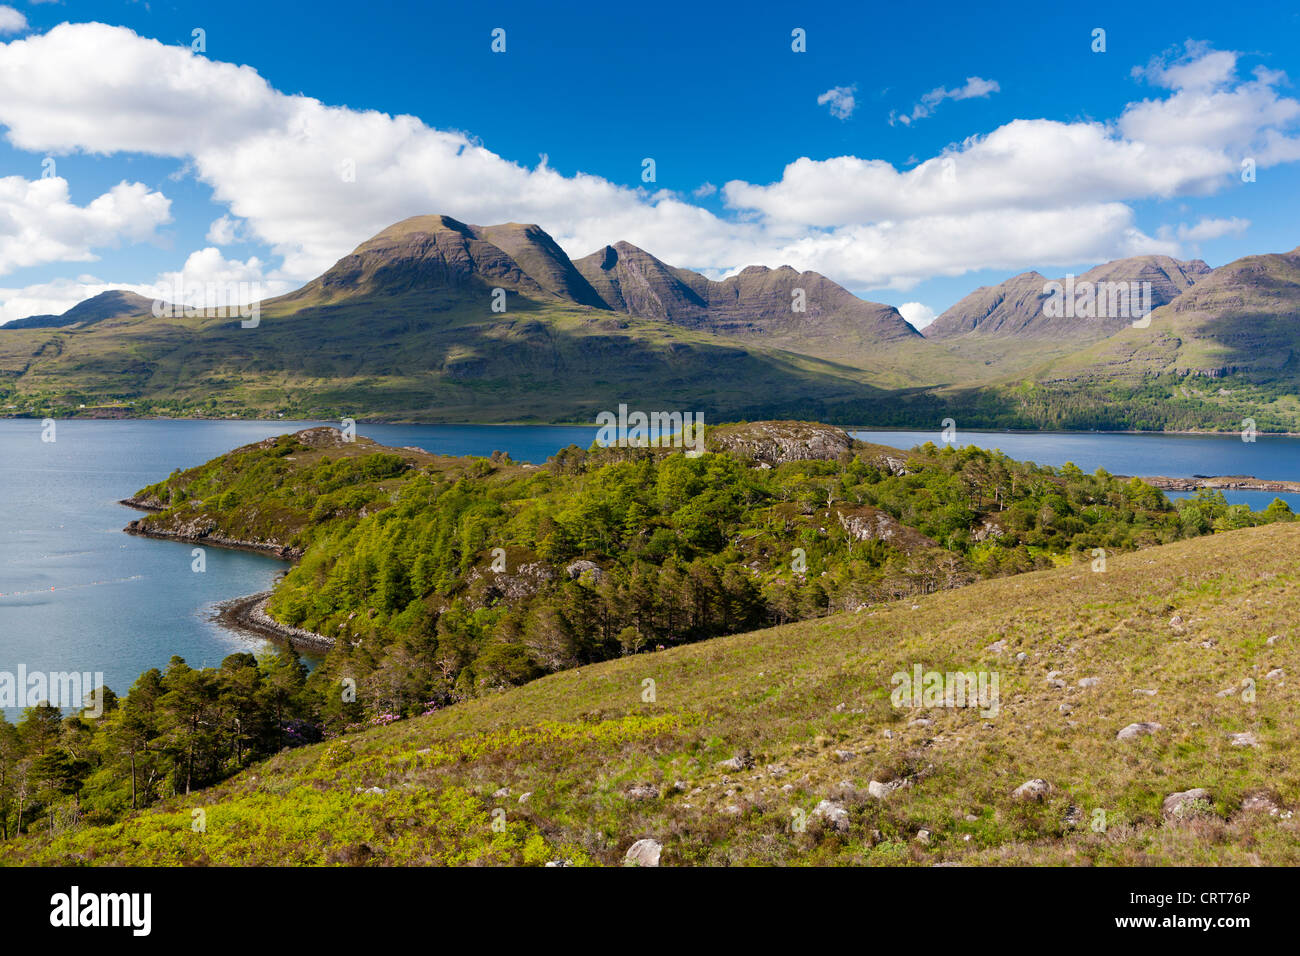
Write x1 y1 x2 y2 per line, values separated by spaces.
119 497 327 652
213 591 334 654
3 412 1299 437
1123 475 1300 493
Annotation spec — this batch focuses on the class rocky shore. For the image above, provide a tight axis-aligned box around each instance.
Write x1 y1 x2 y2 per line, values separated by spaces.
120 496 305 559
120 496 321 649
214 591 334 653
1129 475 1300 493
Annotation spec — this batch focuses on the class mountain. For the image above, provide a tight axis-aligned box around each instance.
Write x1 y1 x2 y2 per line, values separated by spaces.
925 256 1210 341
2 215 1298 431
0 216 920 423
273 214 607 309
1 290 155 330
573 240 923 368
1056 247 1300 377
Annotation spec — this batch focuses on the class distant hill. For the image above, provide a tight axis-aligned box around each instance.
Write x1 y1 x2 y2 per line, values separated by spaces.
1 290 155 330
0 216 919 423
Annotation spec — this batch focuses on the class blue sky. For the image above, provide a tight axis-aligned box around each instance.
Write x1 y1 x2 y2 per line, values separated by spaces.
1 0 1299 325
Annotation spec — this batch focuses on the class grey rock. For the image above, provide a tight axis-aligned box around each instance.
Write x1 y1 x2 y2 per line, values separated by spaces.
1116 721 1163 740
1162 788 1213 819
813 799 851 832
1012 779 1053 802
624 838 663 867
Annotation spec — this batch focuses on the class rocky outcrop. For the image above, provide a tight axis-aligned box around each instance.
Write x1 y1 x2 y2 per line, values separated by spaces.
1128 474 1300 493
835 505 937 550
466 560 555 602
707 421 853 464
123 514 303 560
1162 788 1213 819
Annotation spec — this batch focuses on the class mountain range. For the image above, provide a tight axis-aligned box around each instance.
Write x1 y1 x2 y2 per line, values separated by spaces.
0 213 1296 430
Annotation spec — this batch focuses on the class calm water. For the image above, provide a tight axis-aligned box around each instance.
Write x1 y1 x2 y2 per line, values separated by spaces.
0 419 596 717
2 419 1298 717
851 429 1300 512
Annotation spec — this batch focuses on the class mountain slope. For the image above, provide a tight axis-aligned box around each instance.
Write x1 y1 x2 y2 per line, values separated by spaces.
1 290 156 330
926 256 1210 341
922 256 1212 378
1044 246 1300 381
0 216 953 419
5 520 1297 865
271 214 600 309
574 240 929 374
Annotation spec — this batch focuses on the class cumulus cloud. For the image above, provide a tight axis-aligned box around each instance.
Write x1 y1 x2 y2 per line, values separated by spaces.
0 6 26 36
0 275 120 324
206 214 245 245
817 85 857 120
1167 216 1250 242
897 302 937 330
692 182 717 199
0 26 1294 300
0 175 171 275
891 76 999 126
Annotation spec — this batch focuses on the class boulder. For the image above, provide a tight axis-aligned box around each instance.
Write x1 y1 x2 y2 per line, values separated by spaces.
813 799 851 832
624 839 663 867
1012 779 1052 802
1116 721 1163 740
868 778 908 800
1162 788 1213 819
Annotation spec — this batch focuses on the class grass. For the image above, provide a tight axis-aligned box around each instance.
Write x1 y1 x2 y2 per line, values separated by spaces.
4 521 1298 866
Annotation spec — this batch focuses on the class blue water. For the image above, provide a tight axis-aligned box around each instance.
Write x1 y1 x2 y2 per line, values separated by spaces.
851 429 1300 509
0 419 596 717
2 419 1297 717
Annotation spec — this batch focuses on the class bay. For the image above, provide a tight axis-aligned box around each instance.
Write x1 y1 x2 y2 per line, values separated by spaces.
3 419 1298 717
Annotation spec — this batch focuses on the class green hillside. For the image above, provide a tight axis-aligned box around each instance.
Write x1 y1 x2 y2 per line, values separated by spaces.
1 217 1298 430
3 519 1297 865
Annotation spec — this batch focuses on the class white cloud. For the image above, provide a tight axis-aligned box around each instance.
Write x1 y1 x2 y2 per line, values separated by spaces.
891 76 999 125
206 214 245 244
0 27 1294 302
0 249 294 324
0 6 26 36
1167 216 1250 242
0 175 171 275
897 302 937 330
0 275 117 324
146 247 292 306
692 182 717 198
817 85 857 120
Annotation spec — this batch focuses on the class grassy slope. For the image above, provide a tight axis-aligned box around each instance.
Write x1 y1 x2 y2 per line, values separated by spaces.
0 291 920 422
6 521 1297 866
